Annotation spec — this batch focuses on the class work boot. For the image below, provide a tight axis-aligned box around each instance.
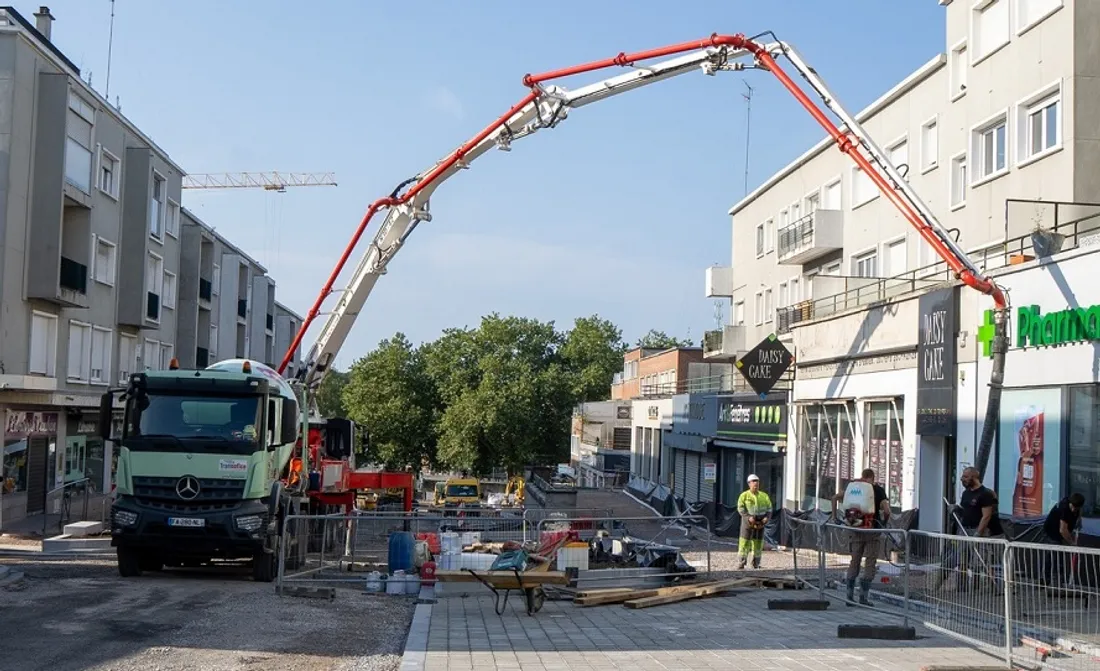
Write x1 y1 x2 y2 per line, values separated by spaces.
751 556 761 569
738 556 747 570
845 578 856 605
859 579 872 605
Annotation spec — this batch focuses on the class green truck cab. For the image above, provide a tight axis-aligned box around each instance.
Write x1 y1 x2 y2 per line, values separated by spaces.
99 359 301 582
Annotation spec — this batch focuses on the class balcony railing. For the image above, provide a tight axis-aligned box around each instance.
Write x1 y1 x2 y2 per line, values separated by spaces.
776 209 843 265
636 372 791 398
198 278 212 301
196 347 209 368
266 313 274 331
59 256 88 294
237 299 247 319
774 200 1100 334
777 215 816 259
146 292 160 321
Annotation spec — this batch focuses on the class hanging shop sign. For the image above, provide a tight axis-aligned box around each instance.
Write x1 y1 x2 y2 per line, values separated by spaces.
716 394 787 441
735 335 793 397
916 287 958 436
977 303 1100 357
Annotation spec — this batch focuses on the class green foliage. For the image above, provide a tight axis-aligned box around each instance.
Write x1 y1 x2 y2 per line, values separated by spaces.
315 369 349 418
341 333 436 471
341 312 627 475
635 329 692 350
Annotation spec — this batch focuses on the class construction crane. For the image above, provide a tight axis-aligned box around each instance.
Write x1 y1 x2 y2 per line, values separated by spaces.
182 171 338 192
277 32 1009 482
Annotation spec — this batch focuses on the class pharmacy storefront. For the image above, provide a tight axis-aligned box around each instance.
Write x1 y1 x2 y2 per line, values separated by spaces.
966 247 1100 541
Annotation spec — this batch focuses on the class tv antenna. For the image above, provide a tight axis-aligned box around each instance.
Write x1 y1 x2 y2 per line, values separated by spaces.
105 0 117 99
742 80 754 198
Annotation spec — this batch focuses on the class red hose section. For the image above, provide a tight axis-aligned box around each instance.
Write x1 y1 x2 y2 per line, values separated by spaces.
279 32 1006 377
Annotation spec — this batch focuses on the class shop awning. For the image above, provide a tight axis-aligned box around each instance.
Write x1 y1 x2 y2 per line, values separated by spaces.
712 439 781 453
663 432 709 453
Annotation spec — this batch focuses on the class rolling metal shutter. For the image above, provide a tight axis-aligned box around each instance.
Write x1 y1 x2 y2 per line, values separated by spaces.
673 449 686 499
685 451 701 503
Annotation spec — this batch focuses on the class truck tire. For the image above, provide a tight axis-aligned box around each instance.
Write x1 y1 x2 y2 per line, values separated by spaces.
253 551 277 583
117 547 143 578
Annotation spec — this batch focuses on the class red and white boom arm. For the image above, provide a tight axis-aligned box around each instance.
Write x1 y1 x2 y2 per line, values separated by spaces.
278 33 1007 395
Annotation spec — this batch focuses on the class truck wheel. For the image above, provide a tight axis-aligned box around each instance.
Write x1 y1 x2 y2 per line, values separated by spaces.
117 547 143 578
253 551 277 583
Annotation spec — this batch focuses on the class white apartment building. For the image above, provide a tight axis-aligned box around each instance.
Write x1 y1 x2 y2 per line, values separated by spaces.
705 0 1099 528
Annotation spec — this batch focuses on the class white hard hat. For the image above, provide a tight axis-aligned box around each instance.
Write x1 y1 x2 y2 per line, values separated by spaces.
747 474 760 482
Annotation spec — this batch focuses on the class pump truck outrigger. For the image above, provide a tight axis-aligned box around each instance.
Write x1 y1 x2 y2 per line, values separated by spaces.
276 32 1009 484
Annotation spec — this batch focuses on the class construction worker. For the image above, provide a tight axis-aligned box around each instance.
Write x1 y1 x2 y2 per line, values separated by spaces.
737 474 772 570
835 468 890 605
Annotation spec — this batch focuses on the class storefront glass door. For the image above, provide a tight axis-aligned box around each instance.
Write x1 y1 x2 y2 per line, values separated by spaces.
866 398 905 509
798 401 856 510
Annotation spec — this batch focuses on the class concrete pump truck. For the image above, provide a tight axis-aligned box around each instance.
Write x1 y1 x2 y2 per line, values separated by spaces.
102 29 1012 584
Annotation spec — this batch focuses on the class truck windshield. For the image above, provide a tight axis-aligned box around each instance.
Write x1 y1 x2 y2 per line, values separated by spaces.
446 485 479 498
125 394 263 455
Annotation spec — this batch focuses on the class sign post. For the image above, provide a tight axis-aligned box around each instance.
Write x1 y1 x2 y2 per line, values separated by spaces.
916 287 958 436
735 334 793 398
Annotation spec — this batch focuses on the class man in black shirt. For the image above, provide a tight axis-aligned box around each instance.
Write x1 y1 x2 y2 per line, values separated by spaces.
1044 493 1083 545
954 467 1002 591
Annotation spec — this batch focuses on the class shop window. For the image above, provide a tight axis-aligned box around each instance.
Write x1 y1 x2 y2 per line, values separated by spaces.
798 401 856 510
1068 386 1097 519
866 398 904 509
2 438 28 494
998 387 1063 519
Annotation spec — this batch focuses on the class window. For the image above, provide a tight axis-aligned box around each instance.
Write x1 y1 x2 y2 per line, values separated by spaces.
29 311 58 376
755 223 765 257
1016 82 1061 164
920 118 939 172
146 252 164 322
972 113 1008 182
732 301 745 326
972 0 1010 63
754 292 764 325
67 321 92 382
887 137 909 180
163 270 177 310
159 343 174 370
866 399 905 509
916 236 937 273
210 323 219 359
790 201 802 223
885 237 907 276
1015 0 1061 35
166 199 180 238
950 41 968 100
119 334 137 383
764 219 776 253
852 249 878 278
763 288 773 323
851 166 877 207
822 179 842 210
790 277 800 303
804 191 820 215
98 147 120 199
90 327 111 385
1068 386 1100 523
150 171 166 238
778 281 789 308
93 236 116 286
143 339 159 371
825 261 842 276
950 153 968 208
212 264 221 294
65 92 95 193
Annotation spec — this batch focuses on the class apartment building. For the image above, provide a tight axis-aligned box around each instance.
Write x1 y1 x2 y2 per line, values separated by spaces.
704 0 1098 529
610 346 731 400
0 7 304 529
274 301 304 379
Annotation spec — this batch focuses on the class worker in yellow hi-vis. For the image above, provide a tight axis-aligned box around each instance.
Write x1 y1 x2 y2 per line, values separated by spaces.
737 474 773 570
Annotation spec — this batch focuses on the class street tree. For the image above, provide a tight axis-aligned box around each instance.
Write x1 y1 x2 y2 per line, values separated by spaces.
561 315 626 402
635 329 692 349
314 368 350 418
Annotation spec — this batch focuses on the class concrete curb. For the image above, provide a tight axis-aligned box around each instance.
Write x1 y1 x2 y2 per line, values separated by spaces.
399 587 434 671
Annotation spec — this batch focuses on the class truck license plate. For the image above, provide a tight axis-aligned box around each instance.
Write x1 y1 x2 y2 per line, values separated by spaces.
167 517 205 528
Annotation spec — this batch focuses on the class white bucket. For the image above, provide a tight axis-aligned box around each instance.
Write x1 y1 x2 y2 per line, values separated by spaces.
439 532 461 555
405 574 421 595
386 570 406 595
364 571 382 593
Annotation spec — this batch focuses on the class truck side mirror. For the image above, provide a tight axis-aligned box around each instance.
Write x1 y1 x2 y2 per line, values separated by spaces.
98 391 114 440
280 398 299 445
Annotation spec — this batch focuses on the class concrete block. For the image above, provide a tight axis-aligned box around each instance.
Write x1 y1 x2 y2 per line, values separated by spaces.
42 535 112 553
63 521 104 537
837 624 917 640
767 599 830 610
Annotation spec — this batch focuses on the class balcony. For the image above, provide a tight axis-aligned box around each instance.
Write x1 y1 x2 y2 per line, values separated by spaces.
198 278 212 302
237 299 248 320
196 347 210 368
146 292 160 321
702 324 747 361
705 266 734 298
777 209 843 265
266 313 275 332
59 256 88 294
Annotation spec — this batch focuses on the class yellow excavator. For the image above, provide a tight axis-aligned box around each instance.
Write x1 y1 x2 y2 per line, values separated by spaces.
504 476 525 507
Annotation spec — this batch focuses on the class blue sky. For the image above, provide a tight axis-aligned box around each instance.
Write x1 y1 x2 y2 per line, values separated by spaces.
29 1 945 369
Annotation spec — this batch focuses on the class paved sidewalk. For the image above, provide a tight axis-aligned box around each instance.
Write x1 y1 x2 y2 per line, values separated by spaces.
416 589 1002 670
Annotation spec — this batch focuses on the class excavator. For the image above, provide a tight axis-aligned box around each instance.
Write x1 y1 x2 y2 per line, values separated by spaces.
275 31 1009 513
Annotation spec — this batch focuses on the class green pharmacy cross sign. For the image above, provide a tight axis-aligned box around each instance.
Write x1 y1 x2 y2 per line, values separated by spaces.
978 304 1100 357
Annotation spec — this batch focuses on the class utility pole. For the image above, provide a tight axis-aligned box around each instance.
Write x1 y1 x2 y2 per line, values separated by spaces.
742 80 754 198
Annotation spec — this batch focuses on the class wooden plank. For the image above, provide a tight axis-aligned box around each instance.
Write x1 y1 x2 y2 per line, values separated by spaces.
576 578 756 607
434 570 570 589
623 578 759 609
573 587 635 598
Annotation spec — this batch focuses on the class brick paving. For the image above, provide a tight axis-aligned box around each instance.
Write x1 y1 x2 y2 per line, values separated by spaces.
414 589 1003 671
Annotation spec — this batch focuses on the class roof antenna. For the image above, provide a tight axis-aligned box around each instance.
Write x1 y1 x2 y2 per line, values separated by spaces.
105 0 116 99
742 80 754 198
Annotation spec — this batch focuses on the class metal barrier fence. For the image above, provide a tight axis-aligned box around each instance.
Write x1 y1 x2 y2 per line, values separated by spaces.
786 519 1100 669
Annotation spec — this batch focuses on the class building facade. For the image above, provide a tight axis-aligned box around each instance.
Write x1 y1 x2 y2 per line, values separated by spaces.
0 7 303 529
703 0 1098 527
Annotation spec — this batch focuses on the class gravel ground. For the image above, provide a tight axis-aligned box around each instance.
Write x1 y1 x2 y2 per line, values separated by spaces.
0 557 414 671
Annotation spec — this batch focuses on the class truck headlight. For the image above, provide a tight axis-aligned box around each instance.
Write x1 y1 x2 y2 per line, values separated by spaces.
114 510 138 527
235 514 264 532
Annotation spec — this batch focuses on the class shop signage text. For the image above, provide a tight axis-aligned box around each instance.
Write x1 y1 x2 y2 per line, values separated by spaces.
735 335 793 397
5 411 58 436
917 288 957 436
703 463 717 483
978 303 1100 357
717 395 787 441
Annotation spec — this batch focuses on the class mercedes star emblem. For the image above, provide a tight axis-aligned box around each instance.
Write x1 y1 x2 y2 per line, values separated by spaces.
176 476 201 500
